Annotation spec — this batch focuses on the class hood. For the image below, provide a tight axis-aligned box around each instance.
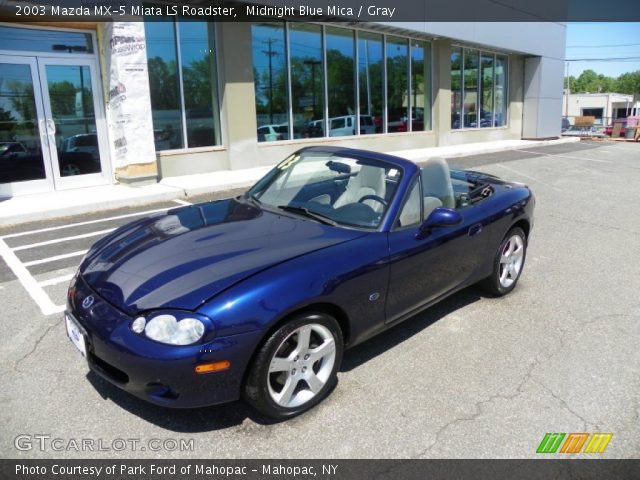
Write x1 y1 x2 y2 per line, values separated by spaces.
80 199 364 314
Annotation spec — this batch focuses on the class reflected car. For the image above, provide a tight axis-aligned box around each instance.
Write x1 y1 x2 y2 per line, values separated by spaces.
65 146 535 419
62 133 99 161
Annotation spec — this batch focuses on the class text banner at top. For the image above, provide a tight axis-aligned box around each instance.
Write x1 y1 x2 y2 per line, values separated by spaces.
2 0 640 22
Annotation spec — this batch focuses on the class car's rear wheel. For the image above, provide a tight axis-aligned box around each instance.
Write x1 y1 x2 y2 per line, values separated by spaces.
243 313 343 420
480 227 527 296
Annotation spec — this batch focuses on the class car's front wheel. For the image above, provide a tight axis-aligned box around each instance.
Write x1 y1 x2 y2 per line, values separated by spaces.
243 313 343 419
480 226 527 296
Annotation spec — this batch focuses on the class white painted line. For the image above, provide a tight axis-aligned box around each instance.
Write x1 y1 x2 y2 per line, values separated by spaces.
12 228 115 252
22 250 87 267
172 199 192 206
39 273 75 288
494 163 562 192
0 206 170 240
515 149 613 164
0 238 63 316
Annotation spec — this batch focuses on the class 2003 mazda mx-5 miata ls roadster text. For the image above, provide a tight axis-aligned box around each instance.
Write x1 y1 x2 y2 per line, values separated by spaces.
65 146 534 419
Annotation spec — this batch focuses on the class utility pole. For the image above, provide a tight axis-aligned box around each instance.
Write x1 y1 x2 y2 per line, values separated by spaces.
565 61 570 121
262 38 279 124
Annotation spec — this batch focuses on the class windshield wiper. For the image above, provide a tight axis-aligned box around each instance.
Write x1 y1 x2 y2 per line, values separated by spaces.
277 205 337 226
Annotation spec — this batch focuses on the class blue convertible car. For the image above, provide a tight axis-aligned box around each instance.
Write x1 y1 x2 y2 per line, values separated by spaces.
66 146 534 419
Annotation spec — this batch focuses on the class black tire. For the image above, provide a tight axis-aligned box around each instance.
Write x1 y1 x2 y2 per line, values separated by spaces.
480 226 527 296
243 312 344 420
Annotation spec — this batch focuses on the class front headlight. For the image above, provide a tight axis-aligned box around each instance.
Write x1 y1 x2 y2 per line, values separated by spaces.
138 313 206 345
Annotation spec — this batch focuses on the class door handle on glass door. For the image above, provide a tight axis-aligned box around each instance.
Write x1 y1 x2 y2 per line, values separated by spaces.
46 119 56 135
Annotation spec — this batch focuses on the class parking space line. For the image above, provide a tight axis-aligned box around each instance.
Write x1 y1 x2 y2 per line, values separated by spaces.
0 238 64 316
38 274 75 288
0 206 170 240
173 199 192 206
12 228 115 251
22 250 87 267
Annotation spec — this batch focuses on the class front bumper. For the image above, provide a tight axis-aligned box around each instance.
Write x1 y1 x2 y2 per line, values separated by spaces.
67 274 263 408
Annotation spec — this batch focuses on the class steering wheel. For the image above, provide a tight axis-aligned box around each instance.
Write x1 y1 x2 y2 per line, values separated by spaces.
357 194 387 207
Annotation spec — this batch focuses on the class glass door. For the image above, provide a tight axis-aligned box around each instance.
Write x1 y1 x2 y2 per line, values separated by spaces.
37 57 110 190
0 55 53 196
0 54 109 196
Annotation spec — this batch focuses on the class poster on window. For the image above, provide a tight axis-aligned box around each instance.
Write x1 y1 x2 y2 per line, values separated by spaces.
103 21 156 170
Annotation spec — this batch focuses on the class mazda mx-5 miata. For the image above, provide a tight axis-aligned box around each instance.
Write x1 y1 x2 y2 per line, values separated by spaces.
65 146 534 419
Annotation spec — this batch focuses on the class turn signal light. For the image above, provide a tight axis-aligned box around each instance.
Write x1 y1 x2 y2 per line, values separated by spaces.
194 361 231 374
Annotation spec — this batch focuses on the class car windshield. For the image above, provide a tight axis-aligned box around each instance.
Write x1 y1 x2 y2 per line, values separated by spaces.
248 150 401 229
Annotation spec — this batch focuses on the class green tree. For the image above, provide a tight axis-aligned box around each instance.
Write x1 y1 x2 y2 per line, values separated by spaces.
48 81 77 116
615 70 640 95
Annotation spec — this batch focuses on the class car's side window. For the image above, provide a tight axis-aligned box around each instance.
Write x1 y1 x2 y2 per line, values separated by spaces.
395 178 422 229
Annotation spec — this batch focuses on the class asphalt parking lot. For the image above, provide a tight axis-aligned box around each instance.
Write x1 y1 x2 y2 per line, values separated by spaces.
0 140 638 459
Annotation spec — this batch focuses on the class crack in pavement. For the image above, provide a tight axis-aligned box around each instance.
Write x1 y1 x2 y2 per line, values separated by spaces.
14 318 63 370
414 353 542 458
530 378 591 431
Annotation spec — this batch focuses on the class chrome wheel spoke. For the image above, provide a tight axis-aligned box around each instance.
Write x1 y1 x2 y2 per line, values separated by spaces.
306 372 324 394
500 266 509 283
296 325 312 351
269 356 292 373
309 338 335 362
275 376 298 406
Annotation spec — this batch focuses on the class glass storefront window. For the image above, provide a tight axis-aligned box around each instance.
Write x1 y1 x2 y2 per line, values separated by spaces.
450 47 462 129
252 22 289 142
326 27 355 137
463 49 479 128
411 41 431 131
480 53 495 128
495 55 508 127
179 21 220 147
250 23 433 141
452 47 508 129
289 24 324 138
386 36 409 133
358 32 383 134
0 26 93 54
144 20 220 151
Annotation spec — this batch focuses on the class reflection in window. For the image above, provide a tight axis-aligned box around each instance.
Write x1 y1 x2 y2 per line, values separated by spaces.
144 20 220 150
480 53 494 128
179 21 220 147
495 55 508 127
0 26 93 54
290 24 324 138
452 48 508 129
358 32 383 134
252 22 289 142
0 63 45 183
250 23 433 141
463 49 479 128
451 47 462 129
411 41 431 131
386 36 409 133
326 27 355 137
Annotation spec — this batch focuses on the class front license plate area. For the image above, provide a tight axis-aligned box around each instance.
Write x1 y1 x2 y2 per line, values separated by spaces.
65 314 87 358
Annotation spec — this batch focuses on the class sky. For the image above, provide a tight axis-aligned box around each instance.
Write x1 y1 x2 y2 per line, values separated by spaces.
565 22 640 78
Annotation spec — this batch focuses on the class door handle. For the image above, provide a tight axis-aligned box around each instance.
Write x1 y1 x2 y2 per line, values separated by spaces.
46 118 56 136
468 223 483 237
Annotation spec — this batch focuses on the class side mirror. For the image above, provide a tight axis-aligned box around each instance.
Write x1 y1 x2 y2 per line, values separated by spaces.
418 208 463 236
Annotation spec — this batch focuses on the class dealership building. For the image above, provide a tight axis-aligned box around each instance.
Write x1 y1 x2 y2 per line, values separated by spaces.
0 6 565 197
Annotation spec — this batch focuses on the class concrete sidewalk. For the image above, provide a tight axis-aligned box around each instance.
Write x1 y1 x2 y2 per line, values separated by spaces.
0 138 579 227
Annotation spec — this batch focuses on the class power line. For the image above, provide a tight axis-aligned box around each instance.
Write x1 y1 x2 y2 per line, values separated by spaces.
566 57 640 61
567 43 640 48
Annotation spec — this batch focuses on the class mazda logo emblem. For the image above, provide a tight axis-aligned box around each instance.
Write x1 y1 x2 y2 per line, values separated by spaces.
82 296 95 309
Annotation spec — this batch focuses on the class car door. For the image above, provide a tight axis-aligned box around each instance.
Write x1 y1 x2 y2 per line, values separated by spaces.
385 175 488 323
